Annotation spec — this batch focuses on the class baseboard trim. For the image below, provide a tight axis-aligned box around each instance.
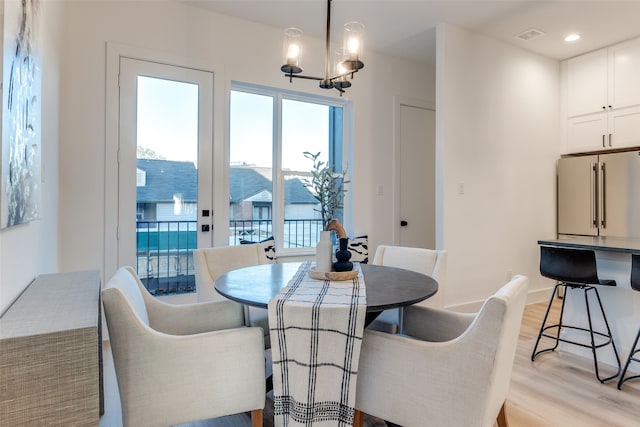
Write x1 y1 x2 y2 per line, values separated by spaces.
445 287 554 313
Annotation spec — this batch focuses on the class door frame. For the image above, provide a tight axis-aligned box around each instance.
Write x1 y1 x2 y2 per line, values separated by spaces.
392 96 436 246
105 42 224 283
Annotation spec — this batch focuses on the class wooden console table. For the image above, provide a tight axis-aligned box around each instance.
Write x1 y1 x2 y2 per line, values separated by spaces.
0 270 103 426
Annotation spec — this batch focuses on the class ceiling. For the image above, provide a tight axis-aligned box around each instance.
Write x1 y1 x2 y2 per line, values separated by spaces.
181 0 640 66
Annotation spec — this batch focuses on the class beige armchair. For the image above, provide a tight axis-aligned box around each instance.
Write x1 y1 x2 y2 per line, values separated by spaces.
369 245 447 333
102 266 265 427
354 275 528 427
194 244 273 347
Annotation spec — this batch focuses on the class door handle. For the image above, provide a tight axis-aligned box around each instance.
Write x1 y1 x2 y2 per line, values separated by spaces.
601 162 606 228
400 220 408 227
591 162 598 228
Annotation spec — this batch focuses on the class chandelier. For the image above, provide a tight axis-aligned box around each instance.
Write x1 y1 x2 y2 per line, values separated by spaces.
280 0 364 95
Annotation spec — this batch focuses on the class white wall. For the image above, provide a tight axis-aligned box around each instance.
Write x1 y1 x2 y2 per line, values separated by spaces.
57 1 435 282
437 24 560 308
366 51 437 250
0 1 63 314
0 3 563 313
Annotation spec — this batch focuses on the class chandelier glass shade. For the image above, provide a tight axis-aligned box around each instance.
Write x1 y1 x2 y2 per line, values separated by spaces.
280 0 364 95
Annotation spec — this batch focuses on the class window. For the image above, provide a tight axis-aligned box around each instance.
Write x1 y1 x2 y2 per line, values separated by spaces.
136 168 146 187
229 83 350 254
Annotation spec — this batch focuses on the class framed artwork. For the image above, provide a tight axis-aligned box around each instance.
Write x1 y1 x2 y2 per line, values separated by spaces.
1 0 41 229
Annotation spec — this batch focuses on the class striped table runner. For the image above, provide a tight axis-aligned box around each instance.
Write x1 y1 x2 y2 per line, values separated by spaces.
268 261 367 427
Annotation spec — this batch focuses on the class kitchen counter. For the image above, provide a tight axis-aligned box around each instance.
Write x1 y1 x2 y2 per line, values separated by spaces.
536 236 640 374
538 236 640 254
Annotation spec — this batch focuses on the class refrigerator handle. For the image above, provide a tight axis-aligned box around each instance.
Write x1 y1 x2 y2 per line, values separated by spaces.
592 162 599 228
601 162 606 228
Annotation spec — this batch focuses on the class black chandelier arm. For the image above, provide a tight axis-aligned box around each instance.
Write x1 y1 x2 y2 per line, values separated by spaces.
286 70 360 83
328 69 361 82
284 73 324 82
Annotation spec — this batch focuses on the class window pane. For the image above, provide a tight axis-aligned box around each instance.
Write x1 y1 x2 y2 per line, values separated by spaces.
282 100 329 170
229 86 345 252
136 76 199 223
135 76 199 294
229 91 274 245
282 99 342 249
230 91 273 168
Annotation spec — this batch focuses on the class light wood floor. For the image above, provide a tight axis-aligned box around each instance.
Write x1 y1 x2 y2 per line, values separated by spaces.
100 301 640 427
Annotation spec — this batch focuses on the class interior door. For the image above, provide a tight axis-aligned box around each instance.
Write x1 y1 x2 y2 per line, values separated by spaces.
118 58 213 293
397 103 435 248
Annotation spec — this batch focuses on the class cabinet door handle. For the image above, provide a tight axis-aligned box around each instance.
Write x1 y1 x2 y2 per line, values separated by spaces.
602 134 606 148
609 133 612 147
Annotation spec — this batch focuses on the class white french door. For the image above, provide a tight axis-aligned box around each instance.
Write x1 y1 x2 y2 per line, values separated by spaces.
117 58 214 285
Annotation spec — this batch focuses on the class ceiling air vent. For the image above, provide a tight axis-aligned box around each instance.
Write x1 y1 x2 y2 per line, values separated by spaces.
515 28 545 41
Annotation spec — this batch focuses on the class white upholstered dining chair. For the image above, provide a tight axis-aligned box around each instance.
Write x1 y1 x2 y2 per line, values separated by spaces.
194 244 273 346
369 245 447 333
354 274 528 427
102 266 266 427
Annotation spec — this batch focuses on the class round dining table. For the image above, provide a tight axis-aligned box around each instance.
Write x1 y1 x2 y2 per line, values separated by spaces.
214 261 439 325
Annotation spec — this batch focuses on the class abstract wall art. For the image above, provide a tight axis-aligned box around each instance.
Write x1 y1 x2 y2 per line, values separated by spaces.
1 0 42 229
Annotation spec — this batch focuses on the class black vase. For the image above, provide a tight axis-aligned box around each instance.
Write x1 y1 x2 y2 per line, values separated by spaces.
333 238 353 272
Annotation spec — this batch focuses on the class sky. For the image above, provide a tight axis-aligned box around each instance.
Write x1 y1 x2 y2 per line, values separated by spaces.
230 90 330 171
136 76 331 173
137 76 198 163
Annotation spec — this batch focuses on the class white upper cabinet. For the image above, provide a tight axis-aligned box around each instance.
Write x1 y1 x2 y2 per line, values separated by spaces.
564 37 640 153
567 49 608 117
609 39 640 111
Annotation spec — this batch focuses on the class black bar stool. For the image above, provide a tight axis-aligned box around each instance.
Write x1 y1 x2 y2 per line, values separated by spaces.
531 246 621 383
617 253 640 389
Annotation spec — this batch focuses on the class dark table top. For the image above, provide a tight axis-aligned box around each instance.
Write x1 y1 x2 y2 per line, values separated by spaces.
214 262 439 313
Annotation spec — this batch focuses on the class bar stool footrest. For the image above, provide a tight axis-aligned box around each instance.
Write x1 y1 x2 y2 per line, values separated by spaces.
536 324 615 351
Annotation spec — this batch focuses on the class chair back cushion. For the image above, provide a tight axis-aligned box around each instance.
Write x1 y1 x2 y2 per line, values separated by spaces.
195 245 270 303
373 245 445 279
539 246 600 284
372 245 447 308
481 275 528 427
104 266 149 325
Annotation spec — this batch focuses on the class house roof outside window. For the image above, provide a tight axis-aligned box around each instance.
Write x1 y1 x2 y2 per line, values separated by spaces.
136 159 316 205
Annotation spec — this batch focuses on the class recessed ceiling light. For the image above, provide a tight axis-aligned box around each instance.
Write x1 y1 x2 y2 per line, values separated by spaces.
565 34 581 42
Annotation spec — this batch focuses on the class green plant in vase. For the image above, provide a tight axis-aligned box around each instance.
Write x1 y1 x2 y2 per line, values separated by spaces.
303 151 349 272
302 151 349 231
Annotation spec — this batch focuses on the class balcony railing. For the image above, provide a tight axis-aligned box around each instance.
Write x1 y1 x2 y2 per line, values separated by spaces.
136 220 197 295
229 218 323 248
136 218 324 295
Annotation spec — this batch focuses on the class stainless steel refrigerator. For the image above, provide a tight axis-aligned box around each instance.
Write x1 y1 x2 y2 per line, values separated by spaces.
557 151 640 237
